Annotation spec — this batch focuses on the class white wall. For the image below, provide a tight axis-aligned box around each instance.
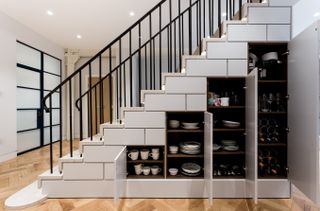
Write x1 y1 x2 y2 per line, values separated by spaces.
292 0 320 38
0 11 64 162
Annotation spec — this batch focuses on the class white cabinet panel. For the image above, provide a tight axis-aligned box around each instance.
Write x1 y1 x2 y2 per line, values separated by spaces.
228 60 247 77
186 95 207 111
258 179 290 198
146 129 165 145
84 146 127 162
212 179 246 198
103 129 144 145
165 77 206 94
105 163 115 179
124 112 165 128
269 0 291 6
186 60 227 77
114 147 127 201
267 25 291 41
207 42 248 59
228 25 267 42
204 112 213 204
145 94 186 111
63 163 103 180
288 22 320 204
245 69 258 202
248 7 291 24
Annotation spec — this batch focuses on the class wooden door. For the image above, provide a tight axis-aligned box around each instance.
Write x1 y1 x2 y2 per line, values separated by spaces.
90 77 111 135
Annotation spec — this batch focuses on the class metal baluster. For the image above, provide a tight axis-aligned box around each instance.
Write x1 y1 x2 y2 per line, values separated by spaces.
129 30 133 107
189 0 192 55
109 49 113 123
123 63 126 107
203 0 206 38
152 39 155 89
199 0 202 53
169 0 172 72
196 1 199 47
89 64 93 140
178 0 182 72
59 87 62 158
79 71 83 142
145 46 148 89
209 0 212 35
69 80 73 156
167 28 170 72
159 5 162 88
174 20 177 72
99 56 103 125
94 86 98 135
239 0 243 20
116 69 119 120
119 40 122 112
49 95 53 173
182 15 185 54
138 23 142 104
149 14 152 89
218 0 222 37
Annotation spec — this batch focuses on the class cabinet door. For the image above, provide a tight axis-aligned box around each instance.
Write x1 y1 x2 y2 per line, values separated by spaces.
288 22 320 204
114 146 127 202
245 68 258 203
204 112 213 204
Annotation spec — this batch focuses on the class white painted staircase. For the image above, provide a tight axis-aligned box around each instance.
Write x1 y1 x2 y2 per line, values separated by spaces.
5 1 292 209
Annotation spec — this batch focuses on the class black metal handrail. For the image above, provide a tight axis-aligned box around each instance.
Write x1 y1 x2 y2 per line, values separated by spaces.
43 0 255 173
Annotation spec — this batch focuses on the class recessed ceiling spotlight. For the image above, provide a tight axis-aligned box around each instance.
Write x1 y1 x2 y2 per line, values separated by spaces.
314 12 320 17
76 34 82 39
129 11 135 17
222 12 227 17
46 10 53 16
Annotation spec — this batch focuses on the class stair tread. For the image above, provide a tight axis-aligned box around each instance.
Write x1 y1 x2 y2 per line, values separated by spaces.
39 166 62 179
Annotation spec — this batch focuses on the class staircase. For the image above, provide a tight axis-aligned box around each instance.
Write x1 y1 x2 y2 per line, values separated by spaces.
6 0 292 209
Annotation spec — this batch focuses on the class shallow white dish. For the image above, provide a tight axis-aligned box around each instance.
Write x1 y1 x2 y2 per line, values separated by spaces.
221 140 237 146
181 163 201 174
213 144 221 151
180 141 201 149
182 122 199 127
182 126 200 130
181 171 201 177
222 120 240 126
223 145 239 151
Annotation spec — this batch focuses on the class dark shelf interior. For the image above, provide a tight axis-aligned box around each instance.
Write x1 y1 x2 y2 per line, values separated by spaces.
167 153 204 158
167 129 204 133
213 150 245 155
127 160 164 164
127 175 164 179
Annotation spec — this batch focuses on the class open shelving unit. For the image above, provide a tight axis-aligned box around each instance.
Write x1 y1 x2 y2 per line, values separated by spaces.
166 112 205 179
207 78 246 179
249 43 288 179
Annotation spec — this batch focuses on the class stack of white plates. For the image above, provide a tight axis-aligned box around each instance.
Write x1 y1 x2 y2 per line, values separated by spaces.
180 141 201 154
220 140 239 151
181 163 201 176
222 120 240 128
181 122 200 130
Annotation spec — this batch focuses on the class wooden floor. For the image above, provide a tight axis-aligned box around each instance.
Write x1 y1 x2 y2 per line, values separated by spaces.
0 141 318 211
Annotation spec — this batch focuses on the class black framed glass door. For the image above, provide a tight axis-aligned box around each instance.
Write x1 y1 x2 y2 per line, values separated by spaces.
16 41 62 154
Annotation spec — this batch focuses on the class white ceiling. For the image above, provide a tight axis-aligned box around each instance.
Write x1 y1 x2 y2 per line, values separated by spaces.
0 0 161 49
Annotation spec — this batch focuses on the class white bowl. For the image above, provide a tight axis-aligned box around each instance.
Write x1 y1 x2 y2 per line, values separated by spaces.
169 168 178 176
262 52 278 61
169 120 180 128
182 122 199 127
169 145 178 154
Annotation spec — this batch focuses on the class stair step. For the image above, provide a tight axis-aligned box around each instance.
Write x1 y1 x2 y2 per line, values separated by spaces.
181 55 206 68
161 72 186 85
79 136 105 154
120 107 144 119
38 166 62 188
59 150 83 172
141 90 165 104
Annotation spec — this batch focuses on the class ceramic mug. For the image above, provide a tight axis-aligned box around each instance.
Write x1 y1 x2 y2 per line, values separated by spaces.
220 97 229 106
150 152 160 160
152 148 160 153
134 163 143 175
140 149 150 160
151 165 162 175
142 166 151 175
128 149 139 160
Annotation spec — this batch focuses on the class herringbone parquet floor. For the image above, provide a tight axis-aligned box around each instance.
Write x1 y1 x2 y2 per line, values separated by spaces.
0 141 318 211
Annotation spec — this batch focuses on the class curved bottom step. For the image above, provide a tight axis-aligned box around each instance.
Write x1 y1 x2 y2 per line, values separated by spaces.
5 181 47 210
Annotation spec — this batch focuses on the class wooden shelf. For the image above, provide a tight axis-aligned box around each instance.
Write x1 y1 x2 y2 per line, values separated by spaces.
127 175 164 179
258 112 287 115
167 174 204 179
258 175 288 179
167 129 204 133
258 80 287 84
167 153 204 158
208 106 245 109
213 150 245 155
213 128 245 132
213 175 245 179
258 143 287 147
127 160 164 164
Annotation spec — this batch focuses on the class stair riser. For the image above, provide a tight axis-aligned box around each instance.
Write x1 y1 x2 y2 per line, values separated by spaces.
63 163 103 180
124 112 165 128
248 7 291 24
165 77 207 94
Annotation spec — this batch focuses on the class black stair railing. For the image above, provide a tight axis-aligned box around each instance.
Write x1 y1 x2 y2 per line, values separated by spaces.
43 0 257 173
